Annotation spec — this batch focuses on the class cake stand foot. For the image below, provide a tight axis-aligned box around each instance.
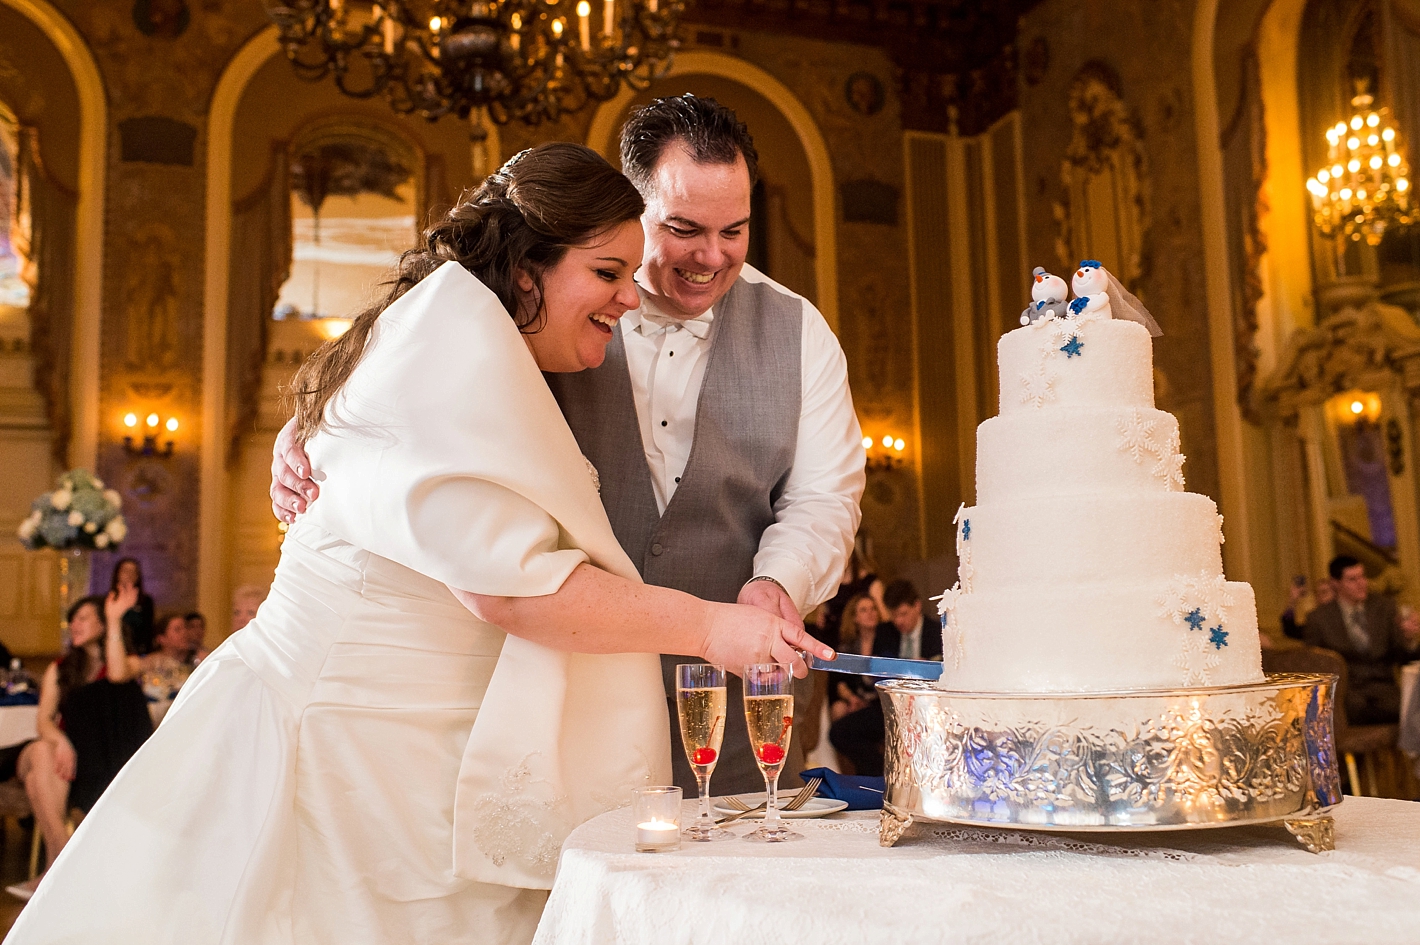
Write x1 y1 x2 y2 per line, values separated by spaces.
879 805 913 847
1283 815 1335 854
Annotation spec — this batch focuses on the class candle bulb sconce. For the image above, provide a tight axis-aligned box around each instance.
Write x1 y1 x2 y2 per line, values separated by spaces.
863 433 908 472
121 411 179 459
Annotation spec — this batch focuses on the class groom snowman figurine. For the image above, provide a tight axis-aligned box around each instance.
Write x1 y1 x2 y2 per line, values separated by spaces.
272 94 865 795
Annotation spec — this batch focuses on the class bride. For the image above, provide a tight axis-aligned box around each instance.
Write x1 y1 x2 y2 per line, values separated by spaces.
8 143 831 944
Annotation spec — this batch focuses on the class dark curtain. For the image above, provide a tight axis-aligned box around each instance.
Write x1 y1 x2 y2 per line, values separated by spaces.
226 145 292 464
14 125 77 467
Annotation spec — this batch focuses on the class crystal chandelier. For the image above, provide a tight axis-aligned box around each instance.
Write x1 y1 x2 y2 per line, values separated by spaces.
1306 88 1413 246
265 0 683 126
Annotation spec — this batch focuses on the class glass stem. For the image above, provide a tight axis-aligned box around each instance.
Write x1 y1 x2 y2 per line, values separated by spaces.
764 771 780 832
696 772 712 828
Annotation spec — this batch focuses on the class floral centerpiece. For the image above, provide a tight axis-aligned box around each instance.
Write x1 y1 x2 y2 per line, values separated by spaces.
17 469 127 550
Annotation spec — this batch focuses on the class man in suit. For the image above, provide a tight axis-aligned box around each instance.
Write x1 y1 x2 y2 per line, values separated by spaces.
1303 555 1420 724
271 96 865 795
874 580 942 661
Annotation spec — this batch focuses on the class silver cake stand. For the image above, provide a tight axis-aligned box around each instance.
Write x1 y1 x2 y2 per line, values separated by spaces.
877 673 1342 853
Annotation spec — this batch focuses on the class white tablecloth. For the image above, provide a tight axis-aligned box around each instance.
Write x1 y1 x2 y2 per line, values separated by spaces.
533 797 1420 945
0 704 38 750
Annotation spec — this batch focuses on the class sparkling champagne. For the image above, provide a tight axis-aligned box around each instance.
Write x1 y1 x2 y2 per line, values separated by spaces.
676 685 727 775
744 693 794 773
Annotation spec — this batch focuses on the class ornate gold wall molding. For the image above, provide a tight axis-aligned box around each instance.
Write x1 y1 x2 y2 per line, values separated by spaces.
1052 61 1150 288
1261 300 1420 421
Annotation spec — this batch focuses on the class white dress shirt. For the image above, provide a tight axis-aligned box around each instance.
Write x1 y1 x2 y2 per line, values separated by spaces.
620 265 865 614
899 615 925 660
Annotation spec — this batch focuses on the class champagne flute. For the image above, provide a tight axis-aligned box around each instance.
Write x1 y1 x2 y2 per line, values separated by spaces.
742 662 800 842
676 663 731 841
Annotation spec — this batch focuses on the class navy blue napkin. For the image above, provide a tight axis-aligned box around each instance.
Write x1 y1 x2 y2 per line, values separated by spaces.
0 691 39 707
800 767 885 810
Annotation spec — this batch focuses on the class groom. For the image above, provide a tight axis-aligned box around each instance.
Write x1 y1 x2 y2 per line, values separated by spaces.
272 95 865 794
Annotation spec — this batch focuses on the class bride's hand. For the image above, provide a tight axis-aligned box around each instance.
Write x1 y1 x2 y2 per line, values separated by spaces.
701 603 834 679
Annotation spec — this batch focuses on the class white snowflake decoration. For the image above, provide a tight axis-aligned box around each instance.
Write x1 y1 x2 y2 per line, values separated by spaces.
1153 450 1186 492
1019 364 1057 409
1175 633 1222 686
1157 570 1235 625
1115 408 1158 462
934 583 968 671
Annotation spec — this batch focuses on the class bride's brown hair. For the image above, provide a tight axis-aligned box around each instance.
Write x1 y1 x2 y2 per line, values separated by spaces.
289 142 645 440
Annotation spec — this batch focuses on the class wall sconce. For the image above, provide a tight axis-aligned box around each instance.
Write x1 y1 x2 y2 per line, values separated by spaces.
1326 390 1383 426
863 433 908 472
122 410 179 458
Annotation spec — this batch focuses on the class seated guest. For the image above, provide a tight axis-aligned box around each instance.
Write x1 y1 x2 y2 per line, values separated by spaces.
183 611 210 664
108 557 155 656
8 590 153 900
876 580 943 661
1281 575 1335 640
827 593 891 776
231 584 265 634
142 615 196 683
1303 555 1420 724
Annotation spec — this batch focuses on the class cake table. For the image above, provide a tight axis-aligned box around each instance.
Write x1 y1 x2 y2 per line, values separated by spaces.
532 797 1420 945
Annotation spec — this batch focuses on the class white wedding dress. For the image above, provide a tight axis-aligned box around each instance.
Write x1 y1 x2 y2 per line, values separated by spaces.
7 262 671 945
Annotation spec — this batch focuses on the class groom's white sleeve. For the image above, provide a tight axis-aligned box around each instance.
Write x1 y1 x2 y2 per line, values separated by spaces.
751 302 865 615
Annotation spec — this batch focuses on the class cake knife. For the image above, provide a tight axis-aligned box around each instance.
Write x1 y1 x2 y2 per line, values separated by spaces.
806 653 943 681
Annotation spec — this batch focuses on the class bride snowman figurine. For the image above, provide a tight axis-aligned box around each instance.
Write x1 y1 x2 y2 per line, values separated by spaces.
1020 259 1162 337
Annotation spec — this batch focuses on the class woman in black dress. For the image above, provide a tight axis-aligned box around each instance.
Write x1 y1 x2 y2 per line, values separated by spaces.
108 557 156 655
8 592 152 899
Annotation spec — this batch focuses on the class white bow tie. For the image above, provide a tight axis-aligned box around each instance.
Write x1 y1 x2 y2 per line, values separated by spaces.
638 308 714 340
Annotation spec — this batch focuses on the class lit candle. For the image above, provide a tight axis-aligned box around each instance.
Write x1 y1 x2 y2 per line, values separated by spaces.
647 0 657 13
636 820 679 849
382 15 396 55
510 12 521 52
632 785 682 852
603 0 614 37
577 1 591 50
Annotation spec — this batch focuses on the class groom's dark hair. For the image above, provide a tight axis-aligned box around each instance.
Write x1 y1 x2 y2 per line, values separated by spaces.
619 94 759 193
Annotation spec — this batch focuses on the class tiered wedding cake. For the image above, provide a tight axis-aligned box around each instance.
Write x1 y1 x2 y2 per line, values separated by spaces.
937 266 1263 693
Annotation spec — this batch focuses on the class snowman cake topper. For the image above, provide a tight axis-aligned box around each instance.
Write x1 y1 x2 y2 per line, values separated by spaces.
1024 260 1162 337
1020 267 1070 326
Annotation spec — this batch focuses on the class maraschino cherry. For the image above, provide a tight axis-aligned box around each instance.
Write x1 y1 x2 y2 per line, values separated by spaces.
692 747 717 766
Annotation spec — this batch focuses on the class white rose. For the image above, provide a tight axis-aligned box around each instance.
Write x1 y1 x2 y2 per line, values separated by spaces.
17 518 36 540
50 488 72 510
61 478 72 490
83 522 98 534
103 489 123 511
92 477 104 489
95 533 110 549
67 510 84 527
105 517 128 543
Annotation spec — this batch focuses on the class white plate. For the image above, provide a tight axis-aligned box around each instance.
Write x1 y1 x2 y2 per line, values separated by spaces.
713 793 849 819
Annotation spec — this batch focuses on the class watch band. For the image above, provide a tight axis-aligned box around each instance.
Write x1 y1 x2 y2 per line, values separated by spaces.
745 575 789 596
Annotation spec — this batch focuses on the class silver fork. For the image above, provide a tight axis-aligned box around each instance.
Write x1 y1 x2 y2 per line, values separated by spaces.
715 777 822 824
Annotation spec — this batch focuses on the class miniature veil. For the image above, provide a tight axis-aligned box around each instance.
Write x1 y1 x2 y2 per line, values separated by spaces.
1106 270 1162 337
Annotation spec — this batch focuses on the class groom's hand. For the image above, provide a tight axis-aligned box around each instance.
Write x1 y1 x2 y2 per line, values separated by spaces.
738 577 804 632
270 417 318 523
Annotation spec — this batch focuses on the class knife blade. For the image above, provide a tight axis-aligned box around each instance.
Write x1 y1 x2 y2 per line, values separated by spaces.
808 652 943 680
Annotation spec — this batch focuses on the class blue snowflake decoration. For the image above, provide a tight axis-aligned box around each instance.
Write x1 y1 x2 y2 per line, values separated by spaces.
1184 608 1205 631
1208 626 1229 650
962 519 971 541
1068 297 1089 315
1060 336 1084 358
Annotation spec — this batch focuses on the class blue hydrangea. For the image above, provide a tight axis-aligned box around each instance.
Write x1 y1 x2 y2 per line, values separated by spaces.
1069 297 1089 315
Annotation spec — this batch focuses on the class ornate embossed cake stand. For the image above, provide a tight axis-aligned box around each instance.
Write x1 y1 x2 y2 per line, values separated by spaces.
877 673 1342 853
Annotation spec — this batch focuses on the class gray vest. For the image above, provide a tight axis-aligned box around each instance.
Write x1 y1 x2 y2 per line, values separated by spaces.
547 277 804 792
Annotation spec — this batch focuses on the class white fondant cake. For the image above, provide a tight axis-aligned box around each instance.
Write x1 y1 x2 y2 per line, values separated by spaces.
938 313 1264 693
